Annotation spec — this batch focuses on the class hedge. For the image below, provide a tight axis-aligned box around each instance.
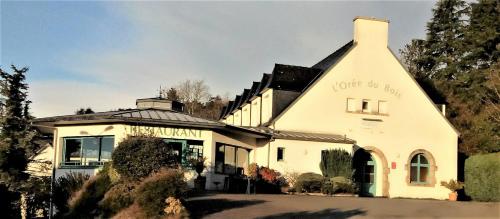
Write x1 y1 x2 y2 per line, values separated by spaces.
464 152 500 202
294 172 324 193
112 136 178 180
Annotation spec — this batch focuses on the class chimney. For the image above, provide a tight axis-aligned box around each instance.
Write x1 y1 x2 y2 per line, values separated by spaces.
353 16 389 49
136 98 184 112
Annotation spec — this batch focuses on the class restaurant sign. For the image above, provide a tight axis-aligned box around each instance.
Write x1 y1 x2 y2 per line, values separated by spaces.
126 125 202 138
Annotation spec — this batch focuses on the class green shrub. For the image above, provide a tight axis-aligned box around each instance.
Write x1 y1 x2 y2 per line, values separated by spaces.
295 172 324 193
112 136 178 180
66 168 112 217
135 169 187 217
99 180 138 217
465 153 500 201
53 172 90 215
319 149 353 178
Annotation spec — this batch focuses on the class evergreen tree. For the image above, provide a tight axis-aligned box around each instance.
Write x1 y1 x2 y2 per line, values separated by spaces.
165 87 180 101
75 107 95 115
0 65 38 218
424 0 468 81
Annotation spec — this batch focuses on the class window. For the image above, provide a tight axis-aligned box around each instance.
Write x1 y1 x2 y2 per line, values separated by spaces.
63 136 114 166
215 143 250 175
277 147 284 161
410 153 430 184
362 100 370 113
378 101 388 114
346 98 356 112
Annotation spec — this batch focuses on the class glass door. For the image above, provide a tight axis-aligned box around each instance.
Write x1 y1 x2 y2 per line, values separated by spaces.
165 139 188 166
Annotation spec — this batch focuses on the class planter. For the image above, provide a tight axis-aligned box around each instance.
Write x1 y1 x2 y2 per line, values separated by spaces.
194 176 206 191
448 192 458 201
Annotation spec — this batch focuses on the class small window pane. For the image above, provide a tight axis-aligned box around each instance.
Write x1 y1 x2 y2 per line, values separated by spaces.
410 166 418 182
419 155 429 164
411 155 419 164
64 139 82 163
100 137 114 161
215 144 224 173
420 167 429 183
236 148 249 175
82 138 100 163
224 146 236 174
362 100 370 112
277 147 284 161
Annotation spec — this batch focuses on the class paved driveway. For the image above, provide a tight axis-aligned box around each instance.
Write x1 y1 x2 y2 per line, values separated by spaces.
186 194 500 219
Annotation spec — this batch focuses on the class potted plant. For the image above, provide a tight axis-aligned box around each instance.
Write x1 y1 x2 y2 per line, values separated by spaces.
440 179 464 201
188 157 207 191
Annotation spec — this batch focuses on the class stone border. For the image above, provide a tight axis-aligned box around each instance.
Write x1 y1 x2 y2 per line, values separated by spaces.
357 146 390 197
405 149 437 187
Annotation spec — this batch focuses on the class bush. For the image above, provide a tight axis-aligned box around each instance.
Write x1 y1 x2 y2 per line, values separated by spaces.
295 172 324 193
112 203 146 219
112 136 178 180
283 172 300 188
99 180 138 217
259 166 281 184
53 172 90 215
66 169 112 217
135 169 187 217
319 149 353 178
465 153 500 201
322 176 358 195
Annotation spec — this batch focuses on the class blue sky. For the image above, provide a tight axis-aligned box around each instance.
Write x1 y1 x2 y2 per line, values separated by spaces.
1 1 435 117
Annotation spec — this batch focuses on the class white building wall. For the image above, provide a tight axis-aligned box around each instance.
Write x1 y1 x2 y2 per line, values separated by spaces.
261 89 273 124
250 97 262 127
233 110 242 126
241 104 251 126
273 18 458 199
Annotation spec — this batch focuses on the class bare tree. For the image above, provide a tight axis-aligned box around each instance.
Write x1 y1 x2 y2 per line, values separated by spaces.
161 80 210 115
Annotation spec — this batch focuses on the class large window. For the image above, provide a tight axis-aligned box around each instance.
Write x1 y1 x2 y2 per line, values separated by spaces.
215 143 250 175
410 153 429 184
63 136 114 166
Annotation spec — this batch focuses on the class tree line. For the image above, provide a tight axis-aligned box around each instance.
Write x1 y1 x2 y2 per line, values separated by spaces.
400 0 499 155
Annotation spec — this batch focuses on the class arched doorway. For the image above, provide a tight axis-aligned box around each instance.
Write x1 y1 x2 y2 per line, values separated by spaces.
353 149 376 196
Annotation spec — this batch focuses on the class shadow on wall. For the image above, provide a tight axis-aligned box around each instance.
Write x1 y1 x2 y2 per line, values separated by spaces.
258 208 366 219
186 198 266 219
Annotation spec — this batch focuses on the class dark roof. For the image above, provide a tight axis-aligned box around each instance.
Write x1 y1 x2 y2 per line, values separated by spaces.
219 106 227 120
229 95 241 113
220 41 355 121
34 108 223 129
235 89 251 111
312 40 354 71
268 64 322 91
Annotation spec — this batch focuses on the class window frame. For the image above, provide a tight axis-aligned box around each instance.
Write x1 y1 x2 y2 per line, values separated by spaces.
406 149 437 187
215 142 251 175
362 99 371 113
277 147 285 161
61 135 115 167
410 154 430 184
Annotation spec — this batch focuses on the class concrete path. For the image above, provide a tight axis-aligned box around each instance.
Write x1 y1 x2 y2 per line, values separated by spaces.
186 193 500 219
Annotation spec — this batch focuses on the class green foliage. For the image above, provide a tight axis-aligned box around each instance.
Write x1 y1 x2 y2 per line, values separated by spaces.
53 172 90 215
24 176 51 218
112 136 178 180
0 65 38 190
400 0 500 154
294 172 324 193
440 179 464 192
465 153 500 201
135 169 187 218
99 180 137 217
66 169 112 217
322 176 358 195
319 149 353 178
